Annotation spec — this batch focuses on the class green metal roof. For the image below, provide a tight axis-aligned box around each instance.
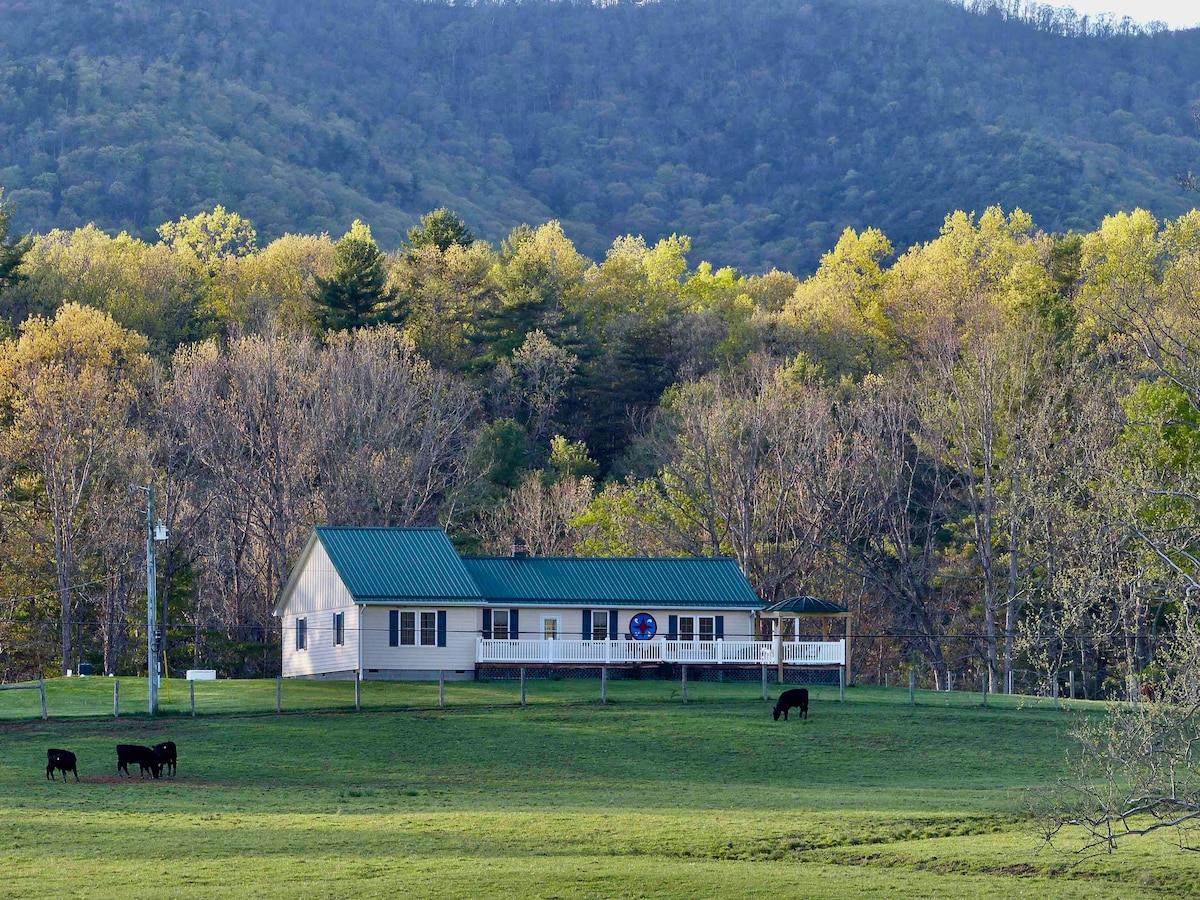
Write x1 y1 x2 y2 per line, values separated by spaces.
316 527 482 601
760 596 849 615
461 556 761 607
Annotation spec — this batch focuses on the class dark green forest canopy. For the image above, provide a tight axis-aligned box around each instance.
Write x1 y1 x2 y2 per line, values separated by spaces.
0 0 1197 274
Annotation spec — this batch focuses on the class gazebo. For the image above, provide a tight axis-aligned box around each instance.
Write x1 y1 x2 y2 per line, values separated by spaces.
758 596 853 683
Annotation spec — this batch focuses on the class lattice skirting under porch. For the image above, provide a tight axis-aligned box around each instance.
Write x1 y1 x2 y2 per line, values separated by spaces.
475 664 841 684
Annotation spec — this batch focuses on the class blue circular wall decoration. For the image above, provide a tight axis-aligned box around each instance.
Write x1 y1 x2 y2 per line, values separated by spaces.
630 613 657 640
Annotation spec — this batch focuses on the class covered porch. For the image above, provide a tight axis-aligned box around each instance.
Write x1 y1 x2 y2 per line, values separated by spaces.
758 595 853 683
476 637 846 666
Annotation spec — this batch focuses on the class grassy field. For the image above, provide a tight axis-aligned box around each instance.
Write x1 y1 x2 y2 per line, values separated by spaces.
2 679 1196 898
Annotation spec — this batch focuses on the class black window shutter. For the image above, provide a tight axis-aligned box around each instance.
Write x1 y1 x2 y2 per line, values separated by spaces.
715 616 725 639
582 609 592 640
667 615 678 640
608 609 618 640
482 608 492 639
437 610 447 647
510 609 520 639
389 610 398 646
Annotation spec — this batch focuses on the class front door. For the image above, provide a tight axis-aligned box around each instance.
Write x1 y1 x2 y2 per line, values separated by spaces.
541 615 561 640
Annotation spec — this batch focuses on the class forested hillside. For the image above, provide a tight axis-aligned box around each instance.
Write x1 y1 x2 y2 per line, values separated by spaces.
4 0 1200 706
0 0 1198 273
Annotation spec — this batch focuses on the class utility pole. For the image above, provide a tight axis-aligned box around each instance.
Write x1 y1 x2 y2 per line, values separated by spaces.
135 483 169 715
146 483 158 714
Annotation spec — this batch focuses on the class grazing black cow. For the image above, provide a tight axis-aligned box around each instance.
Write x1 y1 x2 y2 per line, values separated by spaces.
772 688 809 721
153 741 177 777
116 743 163 778
46 748 78 782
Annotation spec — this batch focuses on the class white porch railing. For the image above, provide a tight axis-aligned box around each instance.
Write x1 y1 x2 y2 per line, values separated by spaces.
476 638 845 666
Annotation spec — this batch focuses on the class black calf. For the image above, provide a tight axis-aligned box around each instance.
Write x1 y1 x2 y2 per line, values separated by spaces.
772 688 809 721
116 743 163 778
153 741 177 777
47 748 78 782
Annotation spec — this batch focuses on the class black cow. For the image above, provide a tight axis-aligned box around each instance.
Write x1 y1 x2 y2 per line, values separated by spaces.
153 741 177 777
116 743 163 778
772 688 809 721
46 748 78 782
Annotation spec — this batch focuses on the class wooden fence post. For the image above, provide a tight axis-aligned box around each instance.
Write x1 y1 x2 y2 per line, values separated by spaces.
1052 674 1059 710
520 667 527 707
839 666 845 703
909 670 915 707
39 679 47 720
114 679 120 718
1069 670 1075 700
190 678 196 717
276 676 282 714
681 665 688 703
601 666 607 703
762 664 768 701
439 671 445 709
355 675 361 711
982 674 989 708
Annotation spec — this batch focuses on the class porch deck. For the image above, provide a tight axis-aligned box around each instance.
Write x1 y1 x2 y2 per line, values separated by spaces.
476 638 845 666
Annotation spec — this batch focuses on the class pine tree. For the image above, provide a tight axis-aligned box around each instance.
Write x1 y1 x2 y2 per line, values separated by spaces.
0 189 32 296
311 221 403 332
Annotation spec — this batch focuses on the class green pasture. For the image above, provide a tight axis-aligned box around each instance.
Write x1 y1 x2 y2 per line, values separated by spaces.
2 679 1196 898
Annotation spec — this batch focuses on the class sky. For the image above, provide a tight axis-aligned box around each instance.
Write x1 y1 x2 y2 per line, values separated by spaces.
1055 0 1200 29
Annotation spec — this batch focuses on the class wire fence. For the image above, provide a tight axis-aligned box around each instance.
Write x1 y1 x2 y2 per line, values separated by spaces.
0 667 1113 723
2 618 1160 706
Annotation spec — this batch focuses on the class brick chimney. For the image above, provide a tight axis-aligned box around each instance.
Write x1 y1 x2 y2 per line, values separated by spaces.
511 535 529 559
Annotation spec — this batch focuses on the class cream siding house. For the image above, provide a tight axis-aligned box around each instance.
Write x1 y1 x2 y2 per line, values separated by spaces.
274 527 834 681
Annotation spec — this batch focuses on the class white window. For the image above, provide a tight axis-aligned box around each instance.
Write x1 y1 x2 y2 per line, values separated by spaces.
541 615 561 640
333 612 345 646
296 617 307 651
591 610 609 641
493 609 510 640
679 616 715 641
420 611 437 646
391 610 440 647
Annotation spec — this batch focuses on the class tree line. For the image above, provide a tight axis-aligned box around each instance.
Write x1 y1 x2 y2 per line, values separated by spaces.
1 195 1198 707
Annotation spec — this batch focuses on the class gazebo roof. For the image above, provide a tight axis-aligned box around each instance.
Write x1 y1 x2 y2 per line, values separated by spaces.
760 595 849 616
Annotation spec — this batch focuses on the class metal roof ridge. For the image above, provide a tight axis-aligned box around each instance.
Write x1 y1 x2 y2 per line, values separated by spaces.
315 525 448 531
460 555 740 562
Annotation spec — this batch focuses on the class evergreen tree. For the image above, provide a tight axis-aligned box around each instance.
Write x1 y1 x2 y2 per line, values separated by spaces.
311 221 402 332
0 189 32 297
404 208 475 256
